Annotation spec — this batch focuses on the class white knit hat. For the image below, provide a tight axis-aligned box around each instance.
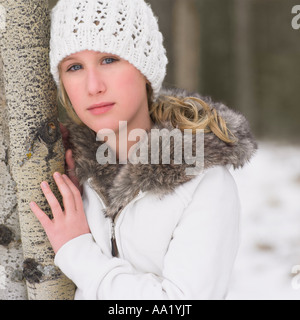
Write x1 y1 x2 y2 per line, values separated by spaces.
50 0 168 98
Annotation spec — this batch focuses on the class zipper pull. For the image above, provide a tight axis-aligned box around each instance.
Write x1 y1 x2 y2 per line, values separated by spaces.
111 221 119 257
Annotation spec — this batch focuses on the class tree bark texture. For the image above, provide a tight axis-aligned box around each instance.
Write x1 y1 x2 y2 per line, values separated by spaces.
0 52 28 300
0 0 75 299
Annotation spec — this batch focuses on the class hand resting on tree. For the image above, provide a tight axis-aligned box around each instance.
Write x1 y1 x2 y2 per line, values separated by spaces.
30 172 90 254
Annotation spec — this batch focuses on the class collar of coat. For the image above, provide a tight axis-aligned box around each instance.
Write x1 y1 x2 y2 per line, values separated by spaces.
65 87 257 219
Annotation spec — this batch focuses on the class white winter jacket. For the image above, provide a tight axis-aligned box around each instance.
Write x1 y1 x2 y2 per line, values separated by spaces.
54 88 257 300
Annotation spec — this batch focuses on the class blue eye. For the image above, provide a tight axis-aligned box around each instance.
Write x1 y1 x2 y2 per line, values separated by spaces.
103 57 118 65
67 64 82 72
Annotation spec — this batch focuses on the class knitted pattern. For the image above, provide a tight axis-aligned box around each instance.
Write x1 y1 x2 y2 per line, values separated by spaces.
50 0 168 98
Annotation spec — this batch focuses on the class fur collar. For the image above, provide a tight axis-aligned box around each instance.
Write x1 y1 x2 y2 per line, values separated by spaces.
66 87 257 219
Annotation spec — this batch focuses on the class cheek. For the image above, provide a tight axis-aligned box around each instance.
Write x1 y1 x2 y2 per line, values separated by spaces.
119 69 146 91
63 80 84 111
113 68 147 106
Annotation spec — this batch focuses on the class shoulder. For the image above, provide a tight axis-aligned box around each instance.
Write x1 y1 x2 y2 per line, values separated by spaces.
199 165 238 194
175 165 240 214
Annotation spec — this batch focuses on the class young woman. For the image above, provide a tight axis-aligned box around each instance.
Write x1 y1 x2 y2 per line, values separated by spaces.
30 0 257 300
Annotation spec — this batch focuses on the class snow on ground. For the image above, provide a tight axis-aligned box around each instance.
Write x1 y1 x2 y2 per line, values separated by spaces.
227 141 300 300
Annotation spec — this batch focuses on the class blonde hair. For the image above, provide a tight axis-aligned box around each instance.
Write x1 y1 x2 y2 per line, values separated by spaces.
58 77 236 144
58 78 84 126
149 92 237 144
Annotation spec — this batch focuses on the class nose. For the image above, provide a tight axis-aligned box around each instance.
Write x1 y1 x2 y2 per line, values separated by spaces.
86 69 106 96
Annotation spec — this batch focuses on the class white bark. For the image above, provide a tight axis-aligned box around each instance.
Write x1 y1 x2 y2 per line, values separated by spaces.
0 0 75 299
0 55 27 300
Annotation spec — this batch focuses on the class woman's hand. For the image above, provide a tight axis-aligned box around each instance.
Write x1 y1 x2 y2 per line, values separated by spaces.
30 172 90 254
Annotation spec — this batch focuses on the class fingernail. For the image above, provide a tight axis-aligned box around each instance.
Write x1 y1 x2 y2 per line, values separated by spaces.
41 181 48 189
54 172 61 178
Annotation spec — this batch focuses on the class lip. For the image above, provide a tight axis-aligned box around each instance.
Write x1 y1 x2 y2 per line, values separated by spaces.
88 102 115 115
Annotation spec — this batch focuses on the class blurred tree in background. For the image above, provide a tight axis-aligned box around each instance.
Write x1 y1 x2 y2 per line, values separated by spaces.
49 0 300 142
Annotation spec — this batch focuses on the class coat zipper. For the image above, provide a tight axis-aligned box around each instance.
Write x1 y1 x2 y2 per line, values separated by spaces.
110 189 141 257
110 205 126 257
111 220 119 257
91 180 141 258
88 184 119 256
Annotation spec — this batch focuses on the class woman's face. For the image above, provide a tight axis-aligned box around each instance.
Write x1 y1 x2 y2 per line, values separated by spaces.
60 50 151 136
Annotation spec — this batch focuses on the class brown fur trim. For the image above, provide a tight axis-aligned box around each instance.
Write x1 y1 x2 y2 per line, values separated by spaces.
65 87 257 218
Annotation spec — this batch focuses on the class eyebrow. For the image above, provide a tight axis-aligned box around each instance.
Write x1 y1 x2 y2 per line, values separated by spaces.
61 57 77 63
59 57 80 71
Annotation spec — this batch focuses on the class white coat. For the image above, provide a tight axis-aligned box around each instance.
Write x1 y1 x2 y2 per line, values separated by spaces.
55 166 240 300
54 88 257 300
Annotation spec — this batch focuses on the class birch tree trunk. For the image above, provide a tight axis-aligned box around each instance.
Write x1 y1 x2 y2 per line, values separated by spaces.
0 0 75 299
0 51 27 300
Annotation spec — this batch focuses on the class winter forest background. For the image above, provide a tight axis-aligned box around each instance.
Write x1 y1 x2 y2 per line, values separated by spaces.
48 0 300 300
0 0 299 300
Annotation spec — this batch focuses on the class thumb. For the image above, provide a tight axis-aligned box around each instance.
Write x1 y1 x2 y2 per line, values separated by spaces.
66 149 75 171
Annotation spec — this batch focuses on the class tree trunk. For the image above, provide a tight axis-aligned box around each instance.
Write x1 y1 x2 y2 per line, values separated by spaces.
0 50 28 300
233 0 256 127
173 0 201 92
0 0 75 300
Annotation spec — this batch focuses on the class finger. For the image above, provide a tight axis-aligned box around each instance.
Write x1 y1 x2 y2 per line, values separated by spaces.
66 149 75 173
53 172 76 214
30 201 52 230
61 174 84 212
41 181 64 219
